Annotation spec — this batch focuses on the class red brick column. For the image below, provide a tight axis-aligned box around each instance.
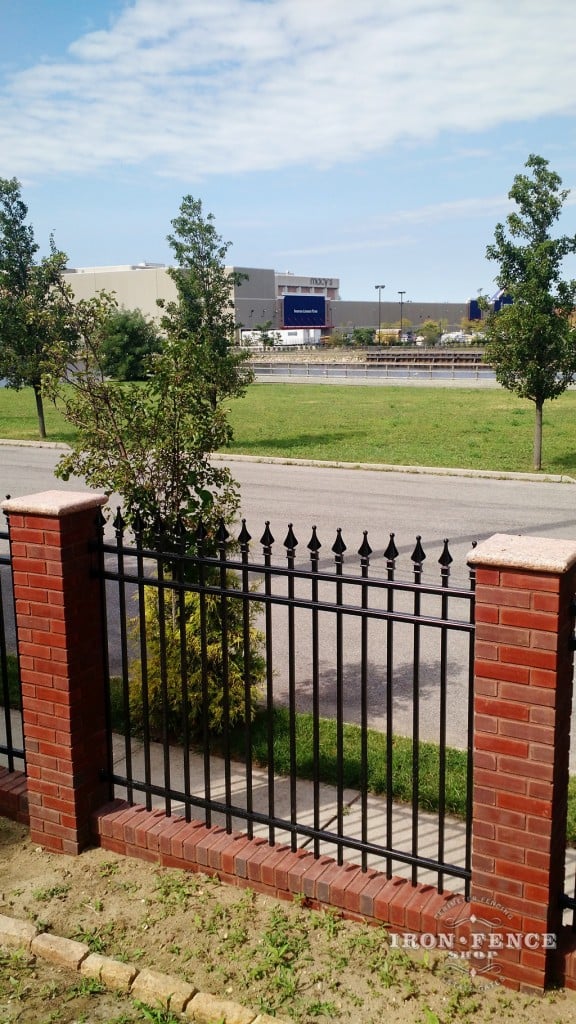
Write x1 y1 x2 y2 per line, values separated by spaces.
2 490 108 854
468 533 576 991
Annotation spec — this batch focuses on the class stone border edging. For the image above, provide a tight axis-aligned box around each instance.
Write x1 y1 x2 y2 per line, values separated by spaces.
0 912 286 1024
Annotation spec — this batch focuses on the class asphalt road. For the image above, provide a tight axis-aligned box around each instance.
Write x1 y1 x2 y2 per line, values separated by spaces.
224 456 576 582
2 444 576 760
3 442 576 577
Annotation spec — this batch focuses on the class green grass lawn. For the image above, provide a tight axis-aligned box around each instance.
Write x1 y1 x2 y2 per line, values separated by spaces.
2 382 576 475
225 384 576 475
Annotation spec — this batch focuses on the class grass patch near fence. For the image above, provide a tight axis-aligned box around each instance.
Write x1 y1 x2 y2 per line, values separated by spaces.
229 706 469 819
3 382 576 476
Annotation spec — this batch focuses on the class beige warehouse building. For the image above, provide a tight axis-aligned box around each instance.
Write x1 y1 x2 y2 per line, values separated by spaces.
63 264 469 336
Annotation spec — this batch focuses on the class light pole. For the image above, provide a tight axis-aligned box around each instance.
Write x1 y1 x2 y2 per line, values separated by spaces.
398 290 406 341
375 284 385 342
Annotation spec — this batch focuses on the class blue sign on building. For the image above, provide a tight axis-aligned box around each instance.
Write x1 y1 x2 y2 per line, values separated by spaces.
283 295 326 327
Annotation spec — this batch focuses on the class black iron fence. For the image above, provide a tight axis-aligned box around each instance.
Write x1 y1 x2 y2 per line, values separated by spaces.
96 513 476 896
0 509 24 773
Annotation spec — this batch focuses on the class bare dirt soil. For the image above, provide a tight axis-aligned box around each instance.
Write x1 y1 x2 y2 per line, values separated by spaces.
1 817 576 1024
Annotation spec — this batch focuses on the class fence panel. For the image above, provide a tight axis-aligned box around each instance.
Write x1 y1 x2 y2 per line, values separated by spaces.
97 515 475 895
0 508 24 773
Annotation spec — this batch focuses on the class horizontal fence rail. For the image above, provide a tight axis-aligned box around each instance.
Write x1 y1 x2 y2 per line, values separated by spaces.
0 507 24 774
251 361 496 382
96 513 476 896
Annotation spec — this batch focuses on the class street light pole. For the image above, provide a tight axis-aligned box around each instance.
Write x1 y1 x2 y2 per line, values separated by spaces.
375 284 385 342
398 291 406 341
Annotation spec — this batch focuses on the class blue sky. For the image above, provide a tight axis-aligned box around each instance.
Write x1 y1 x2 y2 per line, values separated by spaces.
1 0 576 303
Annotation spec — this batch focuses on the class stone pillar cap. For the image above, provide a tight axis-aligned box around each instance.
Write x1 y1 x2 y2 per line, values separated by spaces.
1 490 108 517
467 533 576 574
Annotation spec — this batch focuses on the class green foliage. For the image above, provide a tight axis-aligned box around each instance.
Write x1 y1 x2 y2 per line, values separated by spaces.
419 319 442 345
99 307 162 380
51 310 230 538
0 177 78 438
567 776 576 845
352 326 377 346
460 318 485 340
161 194 253 412
132 1003 182 1023
48 195 252 541
129 579 265 740
252 320 281 348
322 329 348 347
483 154 576 469
0 653 21 708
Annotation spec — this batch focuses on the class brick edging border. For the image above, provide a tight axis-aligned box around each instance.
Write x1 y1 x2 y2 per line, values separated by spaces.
0 911 288 1024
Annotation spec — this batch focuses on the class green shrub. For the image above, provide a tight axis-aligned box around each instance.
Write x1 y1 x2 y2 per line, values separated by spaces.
0 654 21 709
129 575 265 741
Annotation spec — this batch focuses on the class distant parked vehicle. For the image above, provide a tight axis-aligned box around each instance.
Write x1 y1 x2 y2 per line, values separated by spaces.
440 331 467 345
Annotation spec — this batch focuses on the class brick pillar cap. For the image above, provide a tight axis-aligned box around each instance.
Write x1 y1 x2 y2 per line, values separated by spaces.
468 533 576 574
1 490 107 517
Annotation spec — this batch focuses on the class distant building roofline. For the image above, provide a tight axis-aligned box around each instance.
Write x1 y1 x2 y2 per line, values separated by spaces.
65 262 168 274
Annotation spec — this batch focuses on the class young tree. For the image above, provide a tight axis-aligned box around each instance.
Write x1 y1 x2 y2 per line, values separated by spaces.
99 306 162 380
161 194 253 411
48 196 251 540
0 177 77 438
47 199 263 739
48 292 239 541
252 320 281 348
483 154 576 470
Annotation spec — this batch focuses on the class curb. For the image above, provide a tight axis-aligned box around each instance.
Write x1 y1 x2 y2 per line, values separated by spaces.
0 438 70 449
213 452 576 485
0 912 287 1024
1 438 574 484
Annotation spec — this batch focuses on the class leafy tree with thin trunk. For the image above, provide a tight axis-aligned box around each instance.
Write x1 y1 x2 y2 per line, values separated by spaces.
48 195 251 541
48 289 239 541
0 177 77 439
160 194 253 412
47 197 263 737
483 154 576 470
419 320 442 346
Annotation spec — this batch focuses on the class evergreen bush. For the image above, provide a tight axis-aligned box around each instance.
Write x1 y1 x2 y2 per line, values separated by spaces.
129 575 265 741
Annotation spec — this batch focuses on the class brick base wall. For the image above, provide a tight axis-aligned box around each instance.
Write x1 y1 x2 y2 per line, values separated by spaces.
91 798 464 937
0 768 28 824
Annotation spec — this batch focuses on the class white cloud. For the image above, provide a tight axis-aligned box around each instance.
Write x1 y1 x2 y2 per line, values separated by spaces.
278 194 511 257
1 0 575 180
